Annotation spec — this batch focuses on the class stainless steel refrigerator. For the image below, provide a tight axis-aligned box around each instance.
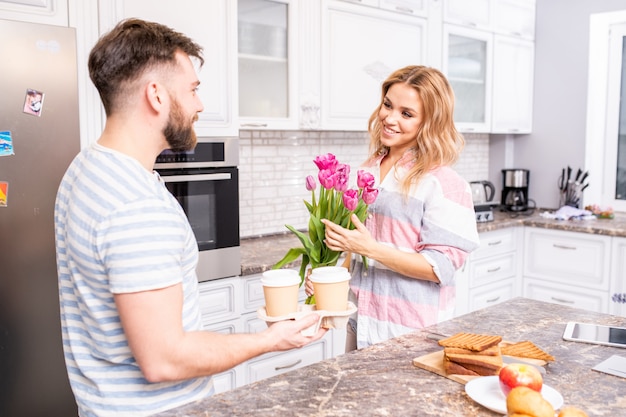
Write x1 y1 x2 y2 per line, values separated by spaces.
0 18 80 416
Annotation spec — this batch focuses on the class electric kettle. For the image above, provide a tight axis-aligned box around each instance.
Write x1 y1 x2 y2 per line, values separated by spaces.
470 181 495 205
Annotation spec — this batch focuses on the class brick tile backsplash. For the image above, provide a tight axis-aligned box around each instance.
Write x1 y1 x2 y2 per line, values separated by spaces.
239 130 488 237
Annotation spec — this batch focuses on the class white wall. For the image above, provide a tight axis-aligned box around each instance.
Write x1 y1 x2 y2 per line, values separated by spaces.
499 0 626 210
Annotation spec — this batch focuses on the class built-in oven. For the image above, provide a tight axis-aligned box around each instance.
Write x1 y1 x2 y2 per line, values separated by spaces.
155 137 240 282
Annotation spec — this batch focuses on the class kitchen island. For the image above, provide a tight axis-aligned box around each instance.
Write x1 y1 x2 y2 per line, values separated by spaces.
155 298 625 416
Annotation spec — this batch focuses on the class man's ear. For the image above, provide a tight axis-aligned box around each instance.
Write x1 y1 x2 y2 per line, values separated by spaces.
145 81 166 113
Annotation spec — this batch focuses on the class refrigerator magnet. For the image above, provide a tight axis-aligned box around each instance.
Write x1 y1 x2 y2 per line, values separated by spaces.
0 181 7 207
23 88 44 117
0 131 14 156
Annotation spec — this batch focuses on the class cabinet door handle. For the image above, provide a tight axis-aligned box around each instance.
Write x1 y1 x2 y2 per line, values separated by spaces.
275 359 302 371
486 296 501 303
487 240 502 246
240 123 268 128
551 297 575 304
487 266 501 273
553 244 577 250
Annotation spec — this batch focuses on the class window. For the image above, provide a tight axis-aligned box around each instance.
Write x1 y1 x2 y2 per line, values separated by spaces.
585 11 626 212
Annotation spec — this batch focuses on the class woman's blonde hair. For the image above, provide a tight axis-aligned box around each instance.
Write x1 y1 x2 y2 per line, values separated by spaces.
367 65 464 196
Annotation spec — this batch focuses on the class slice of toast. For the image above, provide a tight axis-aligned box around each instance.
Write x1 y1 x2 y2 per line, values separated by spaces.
443 349 504 371
501 341 555 362
459 361 501 376
442 345 501 356
443 357 480 376
438 332 503 351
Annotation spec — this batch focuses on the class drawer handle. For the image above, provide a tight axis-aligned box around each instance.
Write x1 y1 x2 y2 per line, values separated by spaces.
553 244 577 250
487 266 501 273
275 359 302 371
486 296 501 303
395 6 414 14
487 240 502 246
551 296 575 304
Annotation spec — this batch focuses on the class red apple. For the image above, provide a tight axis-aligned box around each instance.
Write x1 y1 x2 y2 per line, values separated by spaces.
498 363 543 396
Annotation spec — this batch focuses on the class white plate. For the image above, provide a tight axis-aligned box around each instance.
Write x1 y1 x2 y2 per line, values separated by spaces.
465 376 564 415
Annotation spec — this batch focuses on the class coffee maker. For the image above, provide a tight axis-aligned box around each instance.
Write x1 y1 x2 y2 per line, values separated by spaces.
501 169 530 212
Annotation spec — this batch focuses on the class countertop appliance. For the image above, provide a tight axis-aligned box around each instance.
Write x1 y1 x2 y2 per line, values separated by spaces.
502 169 530 212
0 19 79 416
470 180 496 222
155 137 241 281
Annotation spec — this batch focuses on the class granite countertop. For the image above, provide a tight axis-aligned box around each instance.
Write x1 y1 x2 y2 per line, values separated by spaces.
155 298 626 416
241 208 626 276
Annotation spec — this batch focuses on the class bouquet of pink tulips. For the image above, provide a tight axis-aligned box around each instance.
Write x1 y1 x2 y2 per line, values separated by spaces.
273 153 378 302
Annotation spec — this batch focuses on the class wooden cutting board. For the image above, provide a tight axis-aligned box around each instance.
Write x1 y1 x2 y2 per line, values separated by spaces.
412 350 477 384
412 347 547 385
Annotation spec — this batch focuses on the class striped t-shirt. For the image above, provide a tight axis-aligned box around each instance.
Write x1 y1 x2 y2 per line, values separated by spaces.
54 144 214 416
350 152 480 348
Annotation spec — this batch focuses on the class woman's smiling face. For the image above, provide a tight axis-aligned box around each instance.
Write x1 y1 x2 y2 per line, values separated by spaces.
378 82 424 155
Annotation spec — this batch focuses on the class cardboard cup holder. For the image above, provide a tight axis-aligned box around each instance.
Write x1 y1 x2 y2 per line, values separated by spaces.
257 301 357 336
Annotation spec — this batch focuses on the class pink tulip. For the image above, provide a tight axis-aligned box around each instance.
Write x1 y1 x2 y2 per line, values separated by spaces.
334 164 350 192
357 170 375 189
319 169 336 189
362 186 379 205
305 175 316 191
343 189 359 211
313 153 338 172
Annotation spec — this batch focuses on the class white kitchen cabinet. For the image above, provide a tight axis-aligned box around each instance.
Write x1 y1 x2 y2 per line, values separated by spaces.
241 312 333 384
522 228 612 313
321 1 427 130
610 237 626 317
0 0 68 26
198 277 242 326
491 35 534 133
493 0 535 40
523 228 611 291
97 0 238 137
443 24 492 132
455 227 522 316
443 0 493 31
202 319 245 393
523 278 609 313
238 0 299 130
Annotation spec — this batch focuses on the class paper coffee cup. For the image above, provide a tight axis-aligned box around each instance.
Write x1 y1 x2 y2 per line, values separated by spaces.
309 266 351 312
261 269 300 317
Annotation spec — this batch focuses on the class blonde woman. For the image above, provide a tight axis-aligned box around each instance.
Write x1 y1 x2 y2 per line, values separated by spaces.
319 65 480 349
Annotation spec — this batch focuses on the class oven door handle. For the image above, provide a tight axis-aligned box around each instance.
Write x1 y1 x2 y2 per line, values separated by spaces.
162 173 232 182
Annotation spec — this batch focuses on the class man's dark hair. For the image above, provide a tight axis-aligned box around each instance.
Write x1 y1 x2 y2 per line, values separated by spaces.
88 18 204 115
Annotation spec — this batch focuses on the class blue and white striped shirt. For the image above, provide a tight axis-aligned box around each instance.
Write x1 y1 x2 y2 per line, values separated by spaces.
54 144 214 416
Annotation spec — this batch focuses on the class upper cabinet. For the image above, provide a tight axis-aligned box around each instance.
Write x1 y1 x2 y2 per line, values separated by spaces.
443 24 493 132
0 0 68 26
238 0 298 130
97 0 239 138
491 35 534 133
444 0 493 31
320 1 427 130
238 0 428 131
442 0 535 133
494 0 535 40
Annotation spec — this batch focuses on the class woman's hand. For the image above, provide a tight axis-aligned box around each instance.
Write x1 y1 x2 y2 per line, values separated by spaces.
304 269 314 297
321 214 374 258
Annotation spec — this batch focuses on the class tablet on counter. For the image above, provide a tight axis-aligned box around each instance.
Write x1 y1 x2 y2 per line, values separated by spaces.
563 321 626 349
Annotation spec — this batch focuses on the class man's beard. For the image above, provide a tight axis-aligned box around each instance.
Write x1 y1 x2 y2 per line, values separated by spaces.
163 98 198 152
